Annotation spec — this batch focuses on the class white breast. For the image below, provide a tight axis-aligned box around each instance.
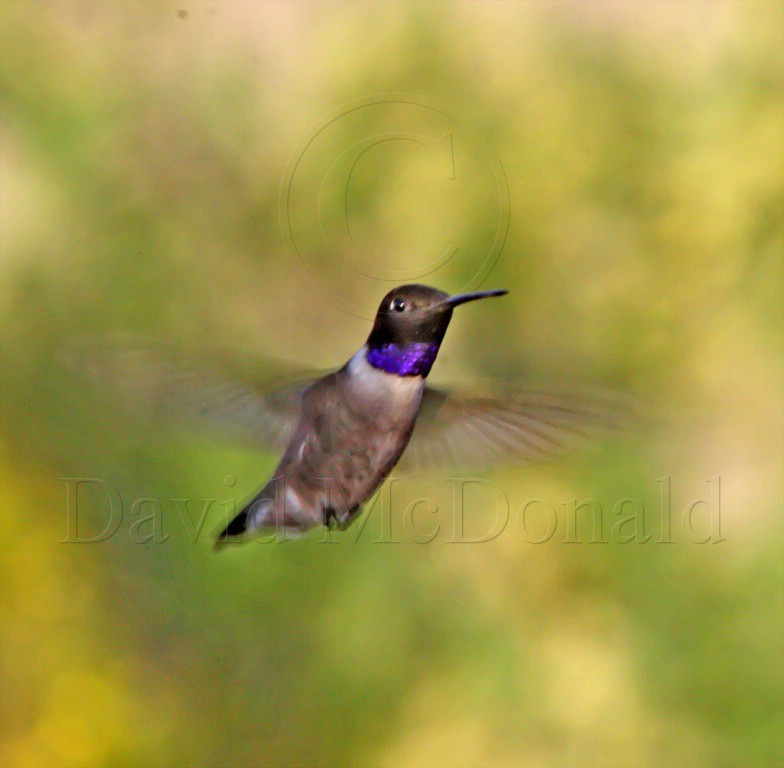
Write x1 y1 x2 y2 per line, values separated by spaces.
344 346 424 426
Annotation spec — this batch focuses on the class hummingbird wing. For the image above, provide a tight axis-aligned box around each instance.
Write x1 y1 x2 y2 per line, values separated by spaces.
64 336 317 452
397 385 638 471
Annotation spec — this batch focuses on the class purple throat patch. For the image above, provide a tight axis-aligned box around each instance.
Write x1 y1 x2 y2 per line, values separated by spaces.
367 342 439 377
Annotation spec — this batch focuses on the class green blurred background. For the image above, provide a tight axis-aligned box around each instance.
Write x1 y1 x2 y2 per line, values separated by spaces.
1 1 782 766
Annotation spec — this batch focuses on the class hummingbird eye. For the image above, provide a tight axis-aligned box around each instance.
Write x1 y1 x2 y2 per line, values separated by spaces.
392 298 407 312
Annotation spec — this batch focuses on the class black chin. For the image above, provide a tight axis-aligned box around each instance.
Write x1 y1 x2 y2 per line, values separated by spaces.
368 307 453 349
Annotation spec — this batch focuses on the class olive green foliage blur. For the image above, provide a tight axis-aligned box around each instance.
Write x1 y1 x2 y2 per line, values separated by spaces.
1 2 782 767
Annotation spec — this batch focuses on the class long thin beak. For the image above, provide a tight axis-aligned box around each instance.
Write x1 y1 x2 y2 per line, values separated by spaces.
442 288 509 308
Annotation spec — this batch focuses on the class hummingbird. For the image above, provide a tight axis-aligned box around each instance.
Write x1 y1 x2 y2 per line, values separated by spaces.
217 284 508 544
68 283 631 546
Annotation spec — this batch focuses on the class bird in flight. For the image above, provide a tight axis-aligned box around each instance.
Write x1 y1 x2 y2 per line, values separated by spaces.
70 284 632 547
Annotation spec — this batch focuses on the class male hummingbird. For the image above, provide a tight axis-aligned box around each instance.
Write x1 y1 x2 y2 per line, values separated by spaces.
217 284 508 543
69 283 630 546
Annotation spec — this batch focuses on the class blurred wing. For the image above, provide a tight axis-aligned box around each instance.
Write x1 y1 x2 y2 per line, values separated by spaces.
398 385 638 471
63 336 318 452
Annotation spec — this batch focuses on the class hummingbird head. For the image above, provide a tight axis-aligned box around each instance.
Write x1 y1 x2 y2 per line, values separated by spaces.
365 284 508 377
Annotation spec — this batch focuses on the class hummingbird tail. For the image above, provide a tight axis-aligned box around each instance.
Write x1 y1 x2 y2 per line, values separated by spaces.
213 509 250 550
213 493 276 550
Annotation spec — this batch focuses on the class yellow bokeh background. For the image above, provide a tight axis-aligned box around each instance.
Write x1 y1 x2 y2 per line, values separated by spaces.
1 2 782 767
